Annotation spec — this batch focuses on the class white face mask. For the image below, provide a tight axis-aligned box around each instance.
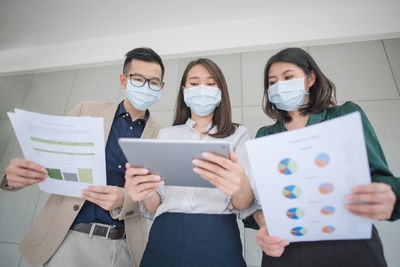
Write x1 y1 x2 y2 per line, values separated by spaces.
184 85 222 116
268 77 308 111
125 81 161 111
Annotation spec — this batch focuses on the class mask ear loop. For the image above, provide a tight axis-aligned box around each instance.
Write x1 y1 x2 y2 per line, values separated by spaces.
304 72 312 95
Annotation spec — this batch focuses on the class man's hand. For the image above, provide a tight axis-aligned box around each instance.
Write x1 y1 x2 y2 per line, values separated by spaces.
5 158 48 188
82 185 124 211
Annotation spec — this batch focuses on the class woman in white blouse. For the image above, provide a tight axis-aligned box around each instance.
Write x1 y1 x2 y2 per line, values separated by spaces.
125 58 257 267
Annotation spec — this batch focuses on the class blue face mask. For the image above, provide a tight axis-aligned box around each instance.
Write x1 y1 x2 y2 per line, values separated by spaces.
126 81 161 111
184 86 222 117
268 77 308 111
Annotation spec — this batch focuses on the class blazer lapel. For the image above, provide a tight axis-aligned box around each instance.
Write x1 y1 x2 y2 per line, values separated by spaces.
96 102 120 145
90 103 161 143
141 115 161 139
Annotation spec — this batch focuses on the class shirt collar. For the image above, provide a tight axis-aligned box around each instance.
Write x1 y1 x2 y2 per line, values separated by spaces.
306 109 327 126
185 118 217 134
115 101 127 117
115 101 150 122
276 109 328 131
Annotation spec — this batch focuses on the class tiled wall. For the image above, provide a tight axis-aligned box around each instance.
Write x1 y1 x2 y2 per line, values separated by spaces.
1 38 399 267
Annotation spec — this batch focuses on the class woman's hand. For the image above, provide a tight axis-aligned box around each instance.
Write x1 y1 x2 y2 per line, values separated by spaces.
192 150 253 209
124 163 163 214
82 185 124 211
256 225 290 257
5 158 48 188
346 182 396 220
192 150 251 195
124 163 164 202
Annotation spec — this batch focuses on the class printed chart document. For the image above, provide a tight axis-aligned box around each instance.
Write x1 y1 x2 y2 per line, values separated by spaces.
7 109 106 197
246 112 372 242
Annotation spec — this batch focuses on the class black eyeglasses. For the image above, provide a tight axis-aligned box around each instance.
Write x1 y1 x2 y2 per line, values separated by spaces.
125 73 164 91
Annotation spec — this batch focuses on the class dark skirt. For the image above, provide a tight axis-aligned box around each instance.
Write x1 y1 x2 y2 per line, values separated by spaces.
261 225 387 267
140 212 246 267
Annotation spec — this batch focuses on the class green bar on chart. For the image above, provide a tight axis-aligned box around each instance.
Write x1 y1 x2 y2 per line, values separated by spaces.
78 168 94 184
46 168 63 180
33 147 95 156
31 136 94 147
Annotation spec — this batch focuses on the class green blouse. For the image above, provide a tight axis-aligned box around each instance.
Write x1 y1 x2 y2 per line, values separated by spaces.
243 101 400 229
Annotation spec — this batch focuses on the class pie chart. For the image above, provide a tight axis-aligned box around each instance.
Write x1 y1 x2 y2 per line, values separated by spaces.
322 226 335 233
286 207 305 219
282 185 302 199
291 226 307 236
315 153 330 167
321 206 336 215
319 182 334 194
277 158 298 175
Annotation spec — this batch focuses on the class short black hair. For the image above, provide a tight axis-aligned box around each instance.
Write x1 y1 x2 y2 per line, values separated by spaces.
123 47 165 79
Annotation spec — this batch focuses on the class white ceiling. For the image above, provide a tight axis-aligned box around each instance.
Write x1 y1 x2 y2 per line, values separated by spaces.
0 0 370 50
0 0 399 73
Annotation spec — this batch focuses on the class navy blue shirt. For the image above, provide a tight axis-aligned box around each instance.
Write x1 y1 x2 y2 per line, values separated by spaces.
73 102 149 228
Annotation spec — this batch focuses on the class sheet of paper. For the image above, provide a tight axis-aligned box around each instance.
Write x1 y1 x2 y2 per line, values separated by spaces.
7 108 106 197
246 112 372 242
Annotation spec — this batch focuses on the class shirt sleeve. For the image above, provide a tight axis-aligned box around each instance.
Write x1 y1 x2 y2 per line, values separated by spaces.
341 102 400 221
139 201 153 220
110 188 140 220
229 126 261 219
242 127 271 229
138 130 167 220
138 186 165 221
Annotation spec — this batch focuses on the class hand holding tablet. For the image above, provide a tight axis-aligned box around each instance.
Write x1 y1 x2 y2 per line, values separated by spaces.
124 163 165 202
119 139 230 188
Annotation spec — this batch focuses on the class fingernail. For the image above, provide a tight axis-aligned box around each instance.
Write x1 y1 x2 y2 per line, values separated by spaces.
142 169 149 174
192 159 199 165
41 167 46 172
154 175 161 180
193 167 200 173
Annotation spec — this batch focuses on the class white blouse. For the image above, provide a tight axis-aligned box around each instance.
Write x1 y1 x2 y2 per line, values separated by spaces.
140 118 259 220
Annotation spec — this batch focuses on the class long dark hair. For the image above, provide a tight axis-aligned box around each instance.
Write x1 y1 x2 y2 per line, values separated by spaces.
263 47 336 122
173 58 237 138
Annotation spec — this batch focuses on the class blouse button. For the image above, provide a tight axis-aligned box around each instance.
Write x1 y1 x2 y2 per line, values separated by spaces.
73 204 80 211
130 126 133 130
118 165 122 169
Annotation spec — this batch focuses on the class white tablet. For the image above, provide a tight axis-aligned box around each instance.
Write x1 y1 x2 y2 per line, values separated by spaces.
118 138 230 188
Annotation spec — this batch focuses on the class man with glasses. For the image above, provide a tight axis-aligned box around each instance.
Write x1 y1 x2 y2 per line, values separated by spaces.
1 47 165 267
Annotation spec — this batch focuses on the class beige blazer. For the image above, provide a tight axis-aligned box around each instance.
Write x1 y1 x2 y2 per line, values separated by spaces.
0 101 161 267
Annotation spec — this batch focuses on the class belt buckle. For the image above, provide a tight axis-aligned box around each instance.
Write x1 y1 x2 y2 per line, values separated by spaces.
88 223 96 239
105 226 112 240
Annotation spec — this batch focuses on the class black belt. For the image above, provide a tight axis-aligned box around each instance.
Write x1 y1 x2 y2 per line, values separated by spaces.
71 223 126 239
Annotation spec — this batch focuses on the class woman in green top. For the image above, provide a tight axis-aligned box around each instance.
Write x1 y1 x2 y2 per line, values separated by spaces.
244 47 400 267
